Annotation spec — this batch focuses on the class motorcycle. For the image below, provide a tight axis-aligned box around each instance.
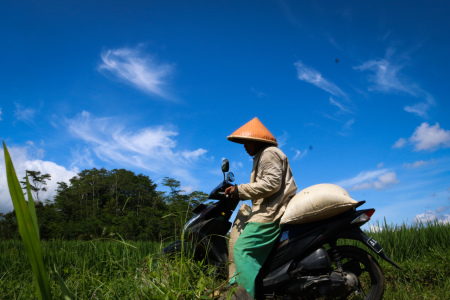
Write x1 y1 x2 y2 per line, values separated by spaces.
163 159 402 299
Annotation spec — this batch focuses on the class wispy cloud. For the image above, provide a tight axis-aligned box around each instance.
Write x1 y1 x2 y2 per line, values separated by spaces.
70 147 95 169
98 46 174 99
409 122 450 151
0 107 3 121
335 168 399 191
278 0 303 28
276 131 289 148
404 99 433 118
354 55 409 94
67 111 209 183
293 149 307 160
352 172 399 191
354 49 435 118
294 61 347 99
403 159 434 169
404 91 435 118
250 87 267 98
392 138 407 149
338 119 355 137
329 97 353 114
14 103 37 124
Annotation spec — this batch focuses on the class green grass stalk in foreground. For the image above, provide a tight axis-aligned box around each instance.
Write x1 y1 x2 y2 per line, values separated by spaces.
3 142 52 299
3 142 75 300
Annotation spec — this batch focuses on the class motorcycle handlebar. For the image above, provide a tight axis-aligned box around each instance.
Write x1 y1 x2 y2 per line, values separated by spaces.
217 191 230 198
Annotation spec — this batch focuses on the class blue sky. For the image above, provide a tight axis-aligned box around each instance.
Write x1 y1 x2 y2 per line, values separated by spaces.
1 0 450 228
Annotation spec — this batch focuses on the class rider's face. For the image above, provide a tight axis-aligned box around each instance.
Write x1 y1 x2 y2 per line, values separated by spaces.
244 141 261 157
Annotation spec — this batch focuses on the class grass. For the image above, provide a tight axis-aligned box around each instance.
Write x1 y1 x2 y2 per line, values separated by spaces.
1 222 449 299
0 239 223 299
2 142 450 299
364 221 450 299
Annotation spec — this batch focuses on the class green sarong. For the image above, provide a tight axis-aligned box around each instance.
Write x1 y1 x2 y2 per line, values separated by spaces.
230 220 281 298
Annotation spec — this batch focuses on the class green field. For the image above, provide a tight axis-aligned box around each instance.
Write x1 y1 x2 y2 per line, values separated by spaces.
1 221 449 299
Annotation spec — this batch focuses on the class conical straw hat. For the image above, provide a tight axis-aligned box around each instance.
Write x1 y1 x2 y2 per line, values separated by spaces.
227 117 278 146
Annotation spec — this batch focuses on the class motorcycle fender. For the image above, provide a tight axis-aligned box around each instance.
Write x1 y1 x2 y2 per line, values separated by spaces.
261 260 292 288
338 228 402 270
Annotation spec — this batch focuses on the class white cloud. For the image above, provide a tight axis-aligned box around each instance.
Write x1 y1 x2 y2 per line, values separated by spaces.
393 137 407 148
98 46 174 99
180 185 195 195
336 169 388 187
414 206 450 224
336 169 399 191
67 111 208 183
373 172 399 190
0 107 3 121
409 122 450 151
181 149 208 162
0 145 78 213
294 61 347 98
231 161 243 170
403 159 433 169
14 103 36 124
377 162 384 168
368 223 384 233
354 50 435 118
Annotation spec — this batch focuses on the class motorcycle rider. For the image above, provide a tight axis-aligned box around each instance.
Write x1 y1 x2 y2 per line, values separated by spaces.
224 117 297 298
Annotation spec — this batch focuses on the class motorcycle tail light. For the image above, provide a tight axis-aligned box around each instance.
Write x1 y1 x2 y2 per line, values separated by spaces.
351 209 375 224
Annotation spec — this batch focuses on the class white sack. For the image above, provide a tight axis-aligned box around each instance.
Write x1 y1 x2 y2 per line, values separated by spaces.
280 183 358 225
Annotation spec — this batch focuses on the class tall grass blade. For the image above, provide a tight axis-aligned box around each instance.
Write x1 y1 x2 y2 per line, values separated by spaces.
54 264 75 300
3 142 52 299
26 174 40 240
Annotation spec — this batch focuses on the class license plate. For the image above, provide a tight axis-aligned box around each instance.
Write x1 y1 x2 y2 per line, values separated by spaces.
367 237 383 253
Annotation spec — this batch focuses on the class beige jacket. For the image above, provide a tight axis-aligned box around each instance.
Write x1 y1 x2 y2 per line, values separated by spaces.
238 146 297 223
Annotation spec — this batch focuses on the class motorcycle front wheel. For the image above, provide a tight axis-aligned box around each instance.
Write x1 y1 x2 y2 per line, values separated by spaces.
330 245 385 300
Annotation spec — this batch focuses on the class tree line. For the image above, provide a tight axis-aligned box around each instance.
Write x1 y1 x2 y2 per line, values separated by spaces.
0 168 208 241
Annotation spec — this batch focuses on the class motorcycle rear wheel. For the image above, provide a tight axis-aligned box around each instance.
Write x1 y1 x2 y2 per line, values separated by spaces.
331 245 385 300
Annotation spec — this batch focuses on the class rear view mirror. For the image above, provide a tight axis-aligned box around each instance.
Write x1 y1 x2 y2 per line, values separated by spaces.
222 159 229 173
227 172 235 182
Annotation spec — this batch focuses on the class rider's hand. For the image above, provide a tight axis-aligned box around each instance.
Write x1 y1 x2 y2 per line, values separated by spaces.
225 185 236 199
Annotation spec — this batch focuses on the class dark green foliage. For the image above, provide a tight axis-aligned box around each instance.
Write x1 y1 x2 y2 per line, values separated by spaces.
0 167 208 241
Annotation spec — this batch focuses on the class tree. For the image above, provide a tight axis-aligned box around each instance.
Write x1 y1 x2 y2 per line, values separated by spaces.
0 211 19 239
188 191 209 208
4 167 208 241
20 170 51 203
162 177 182 198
